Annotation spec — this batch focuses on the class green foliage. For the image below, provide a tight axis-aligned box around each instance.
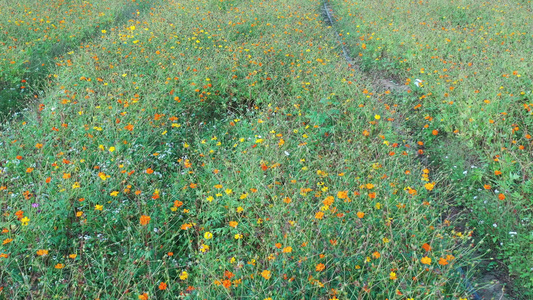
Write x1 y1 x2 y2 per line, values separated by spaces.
2 0 529 298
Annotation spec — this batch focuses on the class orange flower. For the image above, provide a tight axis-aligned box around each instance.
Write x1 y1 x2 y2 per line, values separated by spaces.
283 197 292 204
261 270 271 280
432 129 439 136
282 246 292 253
54 263 64 269
221 279 230 288
372 251 380 259
422 243 432 252
146 168 154 174
337 191 348 199
229 221 238 228
138 293 148 300
140 215 151 226
36 249 49 256
420 256 431 265
323 196 334 206
275 243 282 249
316 263 326 272
158 282 167 290
483 184 491 190
220 271 233 280
438 257 448 266
494 170 502 175
315 212 324 220
357 212 365 219
498 193 506 200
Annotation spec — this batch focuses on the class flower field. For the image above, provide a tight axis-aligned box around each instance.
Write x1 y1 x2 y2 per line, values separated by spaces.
0 0 531 299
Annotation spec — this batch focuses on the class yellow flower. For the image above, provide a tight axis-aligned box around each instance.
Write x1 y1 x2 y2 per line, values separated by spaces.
95 205 103 211
204 232 213 239
374 114 381 120
110 191 119 196
21 217 30 226
72 182 80 189
199 244 209 253
234 234 243 239
424 182 435 191
108 146 115 152
179 271 188 280
421 256 432 265
390 271 397 280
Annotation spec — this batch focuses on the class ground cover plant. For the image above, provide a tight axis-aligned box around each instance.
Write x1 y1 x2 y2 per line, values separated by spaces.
0 0 152 114
328 0 532 297
0 0 525 299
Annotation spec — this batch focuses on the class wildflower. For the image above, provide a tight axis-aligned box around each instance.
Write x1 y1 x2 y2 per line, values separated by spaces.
374 114 381 120
95 204 103 211
21 217 30 226
261 270 271 280
438 257 448 266
36 249 49 256
421 256 432 265
229 221 238 228
424 182 434 191
234 234 243 239
204 232 213 239
2 238 13 245
422 243 432 252
357 212 365 219
110 191 119 196
316 263 326 272
390 271 397 280
54 263 65 269
337 191 348 199
180 271 188 280
282 246 292 253
498 193 506 200
199 244 210 252
138 293 148 300
69 254 77 259
159 282 167 290
140 215 151 226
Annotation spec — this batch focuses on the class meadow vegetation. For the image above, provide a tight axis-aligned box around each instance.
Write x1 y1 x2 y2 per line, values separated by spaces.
0 0 530 299
329 0 532 296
